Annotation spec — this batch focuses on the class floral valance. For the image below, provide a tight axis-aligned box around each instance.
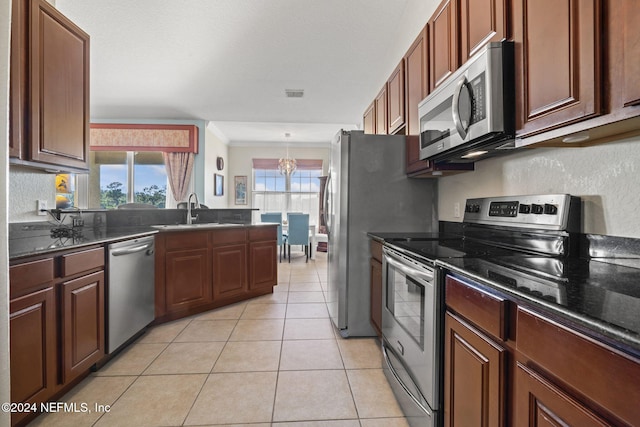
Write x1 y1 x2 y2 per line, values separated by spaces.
90 124 199 153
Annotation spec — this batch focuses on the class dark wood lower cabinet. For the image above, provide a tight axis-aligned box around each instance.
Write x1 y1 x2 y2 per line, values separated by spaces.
444 311 506 427
514 362 609 426
249 241 276 291
165 248 212 312
155 225 278 322
60 271 105 384
213 243 247 298
369 258 382 337
445 273 640 427
9 246 105 426
9 287 57 426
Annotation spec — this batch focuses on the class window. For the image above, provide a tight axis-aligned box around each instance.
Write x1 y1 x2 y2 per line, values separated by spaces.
252 159 323 225
89 151 168 209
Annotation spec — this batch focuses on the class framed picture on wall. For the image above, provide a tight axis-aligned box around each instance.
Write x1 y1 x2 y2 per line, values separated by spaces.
214 174 224 196
234 176 247 205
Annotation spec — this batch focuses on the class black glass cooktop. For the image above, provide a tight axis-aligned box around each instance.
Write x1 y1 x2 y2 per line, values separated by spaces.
389 237 524 260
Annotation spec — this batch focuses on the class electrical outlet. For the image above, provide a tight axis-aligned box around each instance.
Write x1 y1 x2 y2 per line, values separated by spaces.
37 200 48 216
454 202 461 218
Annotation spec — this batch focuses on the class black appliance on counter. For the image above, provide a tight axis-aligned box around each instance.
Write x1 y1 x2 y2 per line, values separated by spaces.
380 194 583 427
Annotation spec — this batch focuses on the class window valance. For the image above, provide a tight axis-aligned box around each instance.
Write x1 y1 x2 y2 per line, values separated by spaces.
252 158 323 170
90 124 199 153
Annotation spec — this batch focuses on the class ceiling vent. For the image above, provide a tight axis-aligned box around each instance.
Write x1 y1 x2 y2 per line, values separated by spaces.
285 89 304 98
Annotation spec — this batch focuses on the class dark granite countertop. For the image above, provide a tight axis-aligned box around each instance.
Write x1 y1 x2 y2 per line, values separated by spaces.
9 223 158 260
369 231 640 358
10 221 280 261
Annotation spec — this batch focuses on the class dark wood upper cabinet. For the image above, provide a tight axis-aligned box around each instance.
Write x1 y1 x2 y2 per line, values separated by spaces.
404 26 428 137
512 0 602 137
460 0 508 62
10 0 90 172
363 101 376 134
429 0 459 92
375 85 388 135
387 61 405 134
621 0 640 107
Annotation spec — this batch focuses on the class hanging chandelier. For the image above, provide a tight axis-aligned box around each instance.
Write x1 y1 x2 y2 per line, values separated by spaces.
278 133 297 175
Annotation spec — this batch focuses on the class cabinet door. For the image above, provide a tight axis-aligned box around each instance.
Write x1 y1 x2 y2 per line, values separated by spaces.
9 0 27 158
513 0 602 136
61 271 105 384
429 0 459 91
363 101 376 134
460 0 507 62
249 241 277 291
444 312 506 427
165 248 212 312
369 258 382 337
621 0 640 107
10 287 56 425
213 243 248 299
29 0 90 170
514 362 610 426
375 85 388 135
405 26 428 137
387 61 405 134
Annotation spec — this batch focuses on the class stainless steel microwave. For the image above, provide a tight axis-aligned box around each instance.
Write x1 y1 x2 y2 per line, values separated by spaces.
418 41 515 163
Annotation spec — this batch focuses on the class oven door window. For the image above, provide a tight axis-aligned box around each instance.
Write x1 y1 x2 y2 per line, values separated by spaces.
386 268 425 349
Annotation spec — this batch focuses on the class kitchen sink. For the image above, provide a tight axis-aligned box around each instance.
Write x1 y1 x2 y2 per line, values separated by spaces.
151 223 240 230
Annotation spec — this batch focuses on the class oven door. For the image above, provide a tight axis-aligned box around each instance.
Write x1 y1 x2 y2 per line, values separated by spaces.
382 246 441 411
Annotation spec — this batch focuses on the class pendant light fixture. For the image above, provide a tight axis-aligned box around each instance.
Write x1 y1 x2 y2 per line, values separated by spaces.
278 132 297 176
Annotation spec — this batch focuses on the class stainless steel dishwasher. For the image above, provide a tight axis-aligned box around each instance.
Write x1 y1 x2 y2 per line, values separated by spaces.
107 236 155 353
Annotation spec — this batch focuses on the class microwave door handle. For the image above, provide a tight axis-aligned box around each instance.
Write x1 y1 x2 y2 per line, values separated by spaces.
452 76 468 139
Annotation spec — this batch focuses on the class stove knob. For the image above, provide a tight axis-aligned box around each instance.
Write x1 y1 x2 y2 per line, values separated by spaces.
544 203 558 215
531 204 544 214
519 204 531 214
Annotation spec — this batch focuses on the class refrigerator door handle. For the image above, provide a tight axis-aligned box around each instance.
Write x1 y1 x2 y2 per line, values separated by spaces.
323 173 332 236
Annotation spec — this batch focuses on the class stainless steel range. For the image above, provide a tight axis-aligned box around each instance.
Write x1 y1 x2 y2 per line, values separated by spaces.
380 194 581 427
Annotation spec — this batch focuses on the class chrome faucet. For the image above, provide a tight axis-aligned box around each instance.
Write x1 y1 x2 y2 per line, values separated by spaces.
186 192 200 224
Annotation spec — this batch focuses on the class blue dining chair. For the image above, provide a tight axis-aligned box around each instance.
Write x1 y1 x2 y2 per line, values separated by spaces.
261 212 286 262
286 213 310 262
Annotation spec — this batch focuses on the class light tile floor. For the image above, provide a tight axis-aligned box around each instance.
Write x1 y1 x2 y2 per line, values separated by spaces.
32 251 409 427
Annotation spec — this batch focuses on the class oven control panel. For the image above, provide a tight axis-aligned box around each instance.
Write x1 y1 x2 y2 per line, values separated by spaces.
463 194 580 231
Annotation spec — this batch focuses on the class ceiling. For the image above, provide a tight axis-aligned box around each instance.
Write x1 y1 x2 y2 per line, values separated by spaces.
55 0 434 145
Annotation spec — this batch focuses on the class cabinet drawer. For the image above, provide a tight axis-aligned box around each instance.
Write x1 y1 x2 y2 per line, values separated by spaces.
61 247 104 277
10 258 54 298
370 240 383 263
517 307 640 426
211 228 247 246
249 226 276 242
164 231 209 250
446 275 508 340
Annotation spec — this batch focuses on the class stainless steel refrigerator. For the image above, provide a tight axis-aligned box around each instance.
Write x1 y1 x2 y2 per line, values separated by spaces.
324 130 437 337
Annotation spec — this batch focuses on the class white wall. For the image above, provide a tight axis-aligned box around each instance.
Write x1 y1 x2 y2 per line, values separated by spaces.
438 136 640 238
203 127 229 208
1 0 12 422
9 168 56 222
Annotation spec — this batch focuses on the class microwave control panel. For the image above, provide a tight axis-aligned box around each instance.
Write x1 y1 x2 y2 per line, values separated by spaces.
469 73 486 124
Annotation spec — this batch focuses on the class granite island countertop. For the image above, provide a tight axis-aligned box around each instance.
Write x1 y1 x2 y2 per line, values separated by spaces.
9 221 278 261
